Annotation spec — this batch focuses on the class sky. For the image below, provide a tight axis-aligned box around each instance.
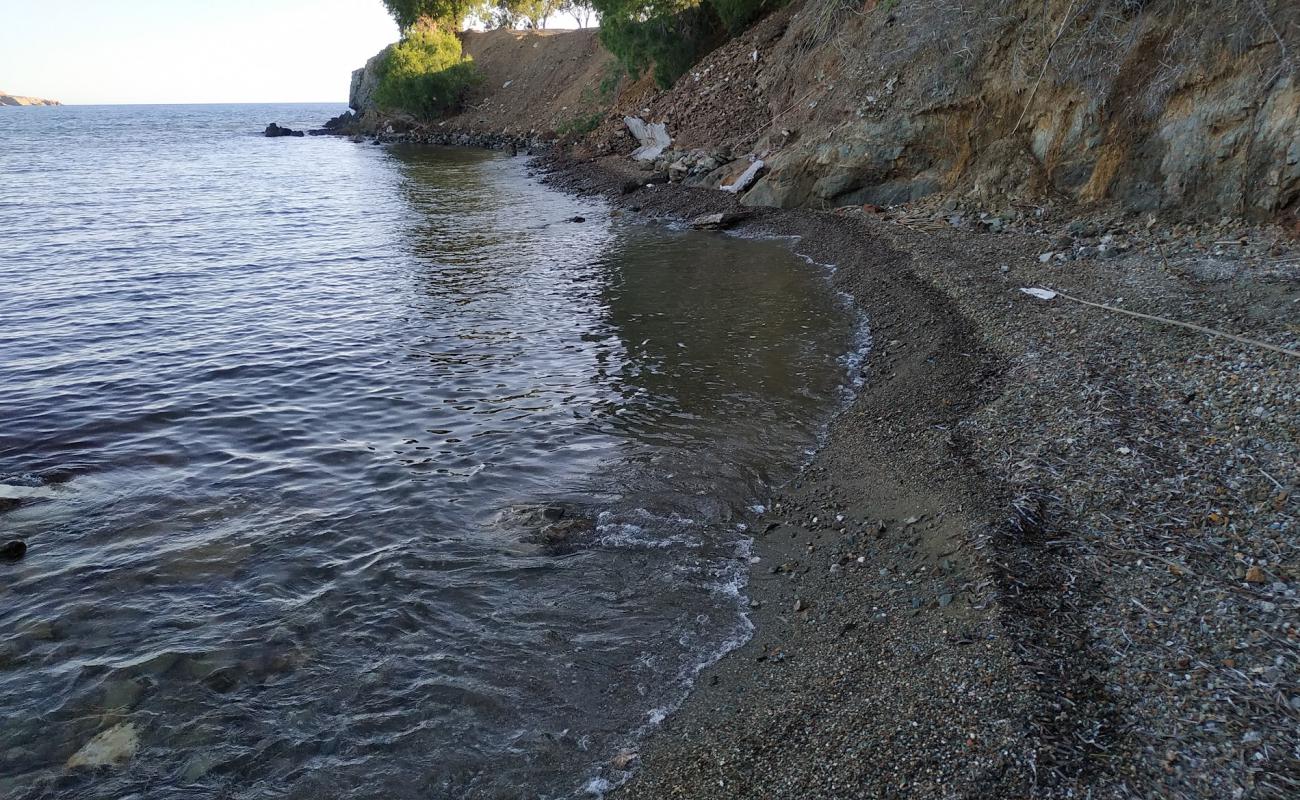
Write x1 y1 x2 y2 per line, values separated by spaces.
0 0 402 104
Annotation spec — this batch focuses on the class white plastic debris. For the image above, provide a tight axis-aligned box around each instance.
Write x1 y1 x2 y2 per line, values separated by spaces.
1020 287 1059 301
721 159 764 194
624 116 671 161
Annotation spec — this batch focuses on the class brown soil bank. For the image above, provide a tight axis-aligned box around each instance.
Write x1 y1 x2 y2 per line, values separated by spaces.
450 28 617 136
350 28 617 140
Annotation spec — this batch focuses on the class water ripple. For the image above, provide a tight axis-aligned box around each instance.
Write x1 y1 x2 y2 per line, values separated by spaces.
0 104 860 799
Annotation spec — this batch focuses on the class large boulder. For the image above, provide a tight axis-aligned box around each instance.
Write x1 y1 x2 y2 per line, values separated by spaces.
264 123 304 138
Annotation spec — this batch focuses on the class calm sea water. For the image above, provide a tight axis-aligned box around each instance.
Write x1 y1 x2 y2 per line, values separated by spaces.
0 104 863 799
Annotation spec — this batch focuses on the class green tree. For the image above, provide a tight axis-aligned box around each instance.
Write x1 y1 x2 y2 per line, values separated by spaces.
591 0 777 87
373 26 480 119
562 0 597 27
381 0 486 31
487 0 565 28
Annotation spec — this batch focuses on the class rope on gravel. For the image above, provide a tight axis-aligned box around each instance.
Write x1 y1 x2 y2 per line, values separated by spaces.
1019 287 1300 359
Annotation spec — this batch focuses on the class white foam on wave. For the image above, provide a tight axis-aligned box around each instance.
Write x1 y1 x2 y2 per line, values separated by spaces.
573 522 757 799
593 508 702 550
0 483 62 500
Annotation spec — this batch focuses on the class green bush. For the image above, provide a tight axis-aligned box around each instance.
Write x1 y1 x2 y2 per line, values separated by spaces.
557 111 605 137
374 27 481 119
592 0 779 88
709 0 779 33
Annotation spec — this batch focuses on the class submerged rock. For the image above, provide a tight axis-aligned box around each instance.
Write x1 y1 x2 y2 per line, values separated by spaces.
497 503 597 551
536 517 596 548
66 722 140 769
1 540 26 560
263 123 304 138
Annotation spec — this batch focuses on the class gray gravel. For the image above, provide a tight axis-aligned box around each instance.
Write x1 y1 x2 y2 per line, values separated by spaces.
546 155 1298 799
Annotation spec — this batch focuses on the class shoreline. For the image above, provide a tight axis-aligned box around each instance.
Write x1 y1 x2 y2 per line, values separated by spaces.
541 154 1299 798
547 156 1034 797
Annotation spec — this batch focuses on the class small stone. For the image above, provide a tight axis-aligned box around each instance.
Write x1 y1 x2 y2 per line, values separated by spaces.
567 216 586 223
1 540 26 561
793 598 807 613
1038 252 1054 263
1245 565 1266 583
938 593 954 608
610 750 638 770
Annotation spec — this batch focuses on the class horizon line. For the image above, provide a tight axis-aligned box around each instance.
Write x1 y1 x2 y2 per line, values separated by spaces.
4 100 351 107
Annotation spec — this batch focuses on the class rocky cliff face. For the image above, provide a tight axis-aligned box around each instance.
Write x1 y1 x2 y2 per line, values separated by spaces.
595 0 1299 221
348 47 390 114
348 1 1299 221
0 90 60 107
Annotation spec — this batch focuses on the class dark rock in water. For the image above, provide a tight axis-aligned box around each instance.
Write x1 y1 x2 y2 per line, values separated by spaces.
307 129 332 136
322 111 356 131
1 540 27 561
496 503 596 551
536 518 595 548
567 216 586 223
39 467 77 484
0 498 20 514
263 123 304 138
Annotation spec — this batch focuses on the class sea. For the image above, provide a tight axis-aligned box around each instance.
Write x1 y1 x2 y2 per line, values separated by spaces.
0 103 864 799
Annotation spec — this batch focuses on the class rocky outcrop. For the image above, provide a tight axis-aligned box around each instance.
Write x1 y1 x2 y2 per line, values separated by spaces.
349 46 391 114
0 90 60 106
588 0 1300 221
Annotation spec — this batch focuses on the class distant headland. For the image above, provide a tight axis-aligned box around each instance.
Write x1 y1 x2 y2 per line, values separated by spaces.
0 90 61 106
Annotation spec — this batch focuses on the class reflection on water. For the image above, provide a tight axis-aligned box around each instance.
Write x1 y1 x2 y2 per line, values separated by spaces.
0 105 861 799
